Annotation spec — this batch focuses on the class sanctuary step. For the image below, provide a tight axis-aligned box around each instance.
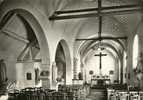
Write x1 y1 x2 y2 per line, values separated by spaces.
58 84 90 100
86 89 107 100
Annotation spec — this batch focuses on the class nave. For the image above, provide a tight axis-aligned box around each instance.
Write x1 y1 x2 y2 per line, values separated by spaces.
0 0 143 100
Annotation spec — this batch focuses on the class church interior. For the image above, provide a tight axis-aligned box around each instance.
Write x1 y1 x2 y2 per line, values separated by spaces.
0 0 143 100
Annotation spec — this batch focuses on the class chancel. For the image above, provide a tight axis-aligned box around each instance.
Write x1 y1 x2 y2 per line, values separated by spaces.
0 0 143 100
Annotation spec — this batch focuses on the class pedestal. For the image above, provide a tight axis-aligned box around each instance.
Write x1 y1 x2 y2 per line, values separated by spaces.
40 64 50 89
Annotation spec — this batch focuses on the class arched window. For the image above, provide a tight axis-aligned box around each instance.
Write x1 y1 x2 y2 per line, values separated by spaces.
133 34 139 69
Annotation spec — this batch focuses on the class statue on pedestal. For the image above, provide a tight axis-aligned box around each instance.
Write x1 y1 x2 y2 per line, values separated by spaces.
134 52 143 89
40 70 50 89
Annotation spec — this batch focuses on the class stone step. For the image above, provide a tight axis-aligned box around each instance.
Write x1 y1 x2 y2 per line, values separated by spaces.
86 89 107 100
86 95 107 100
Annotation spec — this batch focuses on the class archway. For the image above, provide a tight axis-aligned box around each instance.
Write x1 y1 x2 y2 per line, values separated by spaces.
53 40 71 86
55 42 66 85
0 9 50 89
83 46 118 84
77 37 124 84
0 9 50 64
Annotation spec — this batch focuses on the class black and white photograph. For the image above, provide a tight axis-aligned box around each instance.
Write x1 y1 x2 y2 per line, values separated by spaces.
0 0 143 100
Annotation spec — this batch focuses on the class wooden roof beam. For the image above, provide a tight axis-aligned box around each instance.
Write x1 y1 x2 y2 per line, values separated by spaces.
76 36 127 41
0 29 29 43
54 4 141 14
49 8 142 20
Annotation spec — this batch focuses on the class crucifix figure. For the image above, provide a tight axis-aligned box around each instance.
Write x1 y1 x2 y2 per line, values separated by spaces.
95 52 107 76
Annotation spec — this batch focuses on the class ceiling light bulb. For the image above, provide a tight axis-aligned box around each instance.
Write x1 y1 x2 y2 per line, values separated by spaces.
97 47 101 51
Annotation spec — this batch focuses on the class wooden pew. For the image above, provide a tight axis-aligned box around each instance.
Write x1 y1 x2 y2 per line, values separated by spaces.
108 89 142 100
8 85 90 100
139 91 143 100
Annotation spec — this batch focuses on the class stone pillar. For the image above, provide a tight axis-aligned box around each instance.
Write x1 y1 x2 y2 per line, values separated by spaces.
52 62 57 84
123 53 127 84
126 34 134 85
40 64 50 89
73 57 78 79
114 58 120 83
80 63 85 81
120 55 124 84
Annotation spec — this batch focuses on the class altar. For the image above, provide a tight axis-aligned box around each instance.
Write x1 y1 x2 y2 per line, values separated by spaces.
91 75 110 87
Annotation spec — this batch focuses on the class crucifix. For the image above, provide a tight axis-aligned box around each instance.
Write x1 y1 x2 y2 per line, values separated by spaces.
95 52 107 76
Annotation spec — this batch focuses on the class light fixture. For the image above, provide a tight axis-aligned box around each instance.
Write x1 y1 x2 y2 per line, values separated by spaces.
98 46 105 51
97 42 105 51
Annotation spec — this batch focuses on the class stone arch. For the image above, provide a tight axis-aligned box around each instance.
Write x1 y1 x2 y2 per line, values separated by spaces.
77 35 125 59
129 22 143 88
76 34 125 83
0 9 51 88
54 39 72 85
0 8 50 65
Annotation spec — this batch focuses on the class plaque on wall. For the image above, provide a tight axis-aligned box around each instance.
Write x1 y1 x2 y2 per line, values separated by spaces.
109 70 114 75
26 73 32 80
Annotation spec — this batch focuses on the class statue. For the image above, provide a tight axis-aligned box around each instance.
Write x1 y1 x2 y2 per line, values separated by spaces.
0 59 8 96
133 52 143 89
0 59 7 84
136 53 143 73
35 68 40 85
52 62 57 82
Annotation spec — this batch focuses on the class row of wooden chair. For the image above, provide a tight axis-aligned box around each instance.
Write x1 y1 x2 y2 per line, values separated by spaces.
109 90 143 100
8 87 77 100
58 85 88 100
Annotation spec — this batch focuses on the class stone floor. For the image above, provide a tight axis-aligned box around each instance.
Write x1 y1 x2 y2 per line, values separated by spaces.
85 89 107 100
0 94 8 100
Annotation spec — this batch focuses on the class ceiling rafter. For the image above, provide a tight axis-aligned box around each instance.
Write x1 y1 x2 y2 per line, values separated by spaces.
77 36 126 51
0 13 16 29
49 4 142 20
81 41 121 59
0 11 40 49
0 13 30 43
54 4 140 14
0 29 40 50
17 59 42 63
17 39 40 61
76 36 127 41
0 29 29 43
51 0 130 60
49 0 133 43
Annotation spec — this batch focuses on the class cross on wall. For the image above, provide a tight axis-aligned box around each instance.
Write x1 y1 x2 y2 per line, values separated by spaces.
95 52 107 75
